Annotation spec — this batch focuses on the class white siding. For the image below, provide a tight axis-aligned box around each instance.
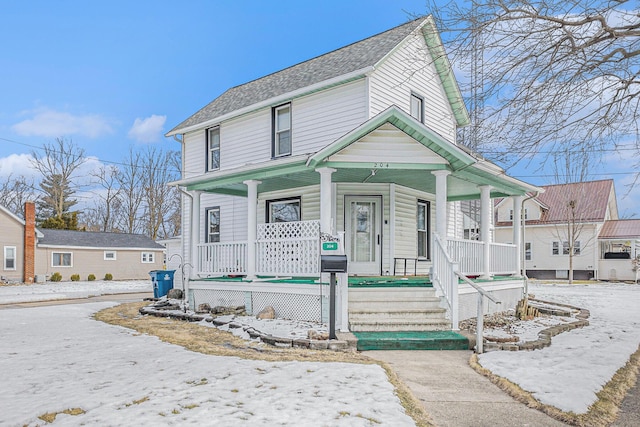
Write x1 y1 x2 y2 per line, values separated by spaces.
222 109 271 169
199 193 248 243
183 131 205 179
369 31 457 142
292 80 368 154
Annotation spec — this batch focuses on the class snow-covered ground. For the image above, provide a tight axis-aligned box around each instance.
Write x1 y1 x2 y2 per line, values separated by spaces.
1 280 639 420
0 279 151 304
0 301 414 426
479 282 640 414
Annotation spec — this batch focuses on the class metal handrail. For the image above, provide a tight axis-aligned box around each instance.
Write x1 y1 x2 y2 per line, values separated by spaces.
455 271 501 354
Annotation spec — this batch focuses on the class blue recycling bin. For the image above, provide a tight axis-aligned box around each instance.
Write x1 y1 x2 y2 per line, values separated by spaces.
149 270 175 298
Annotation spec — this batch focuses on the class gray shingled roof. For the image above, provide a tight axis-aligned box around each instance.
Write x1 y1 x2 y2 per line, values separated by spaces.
38 229 165 249
167 17 426 135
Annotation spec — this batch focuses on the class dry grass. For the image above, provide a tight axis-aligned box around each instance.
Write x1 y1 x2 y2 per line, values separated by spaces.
38 408 85 423
95 302 435 427
470 345 640 427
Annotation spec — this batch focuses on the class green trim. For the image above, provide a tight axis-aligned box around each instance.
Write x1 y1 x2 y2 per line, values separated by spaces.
354 331 469 351
186 161 309 192
308 106 474 171
348 276 433 287
421 17 471 127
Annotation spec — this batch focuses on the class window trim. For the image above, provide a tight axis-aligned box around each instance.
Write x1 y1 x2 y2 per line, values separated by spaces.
266 197 302 223
410 92 424 123
552 240 581 256
4 246 16 271
417 199 431 260
141 252 155 263
52 252 73 268
206 206 221 243
272 103 292 158
104 250 117 261
206 126 221 171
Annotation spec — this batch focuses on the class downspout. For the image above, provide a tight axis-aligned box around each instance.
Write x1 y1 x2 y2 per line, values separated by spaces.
521 191 539 297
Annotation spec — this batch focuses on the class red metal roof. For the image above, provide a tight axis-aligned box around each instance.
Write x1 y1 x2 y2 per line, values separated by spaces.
599 219 640 239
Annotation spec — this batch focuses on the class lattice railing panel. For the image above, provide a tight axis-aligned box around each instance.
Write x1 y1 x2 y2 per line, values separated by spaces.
256 220 320 276
189 288 245 311
252 289 329 322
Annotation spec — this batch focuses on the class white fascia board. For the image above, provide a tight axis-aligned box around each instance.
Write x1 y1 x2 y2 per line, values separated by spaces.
165 67 374 137
37 245 165 251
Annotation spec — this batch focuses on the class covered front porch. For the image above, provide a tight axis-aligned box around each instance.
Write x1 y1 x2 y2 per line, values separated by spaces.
173 107 540 332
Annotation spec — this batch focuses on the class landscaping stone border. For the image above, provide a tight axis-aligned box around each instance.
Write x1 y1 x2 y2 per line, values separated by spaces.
139 305 356 352
484 298 590 352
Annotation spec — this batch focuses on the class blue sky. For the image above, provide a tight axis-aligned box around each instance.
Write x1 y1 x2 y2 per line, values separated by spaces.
1 0 638 217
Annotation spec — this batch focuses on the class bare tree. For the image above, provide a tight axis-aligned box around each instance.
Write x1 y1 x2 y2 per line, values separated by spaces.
0 174 39 217
550 149 597 283
116 148 145 234
139 147 181 240
427 0 640 171
88 165 122 232
30 137 87 227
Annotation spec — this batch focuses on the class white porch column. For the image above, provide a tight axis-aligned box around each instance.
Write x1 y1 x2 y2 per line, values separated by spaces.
432 170 451 238
480 185 492 280
512 195 524 277
244 180 261 280
190 191 202 279
316 167 336 235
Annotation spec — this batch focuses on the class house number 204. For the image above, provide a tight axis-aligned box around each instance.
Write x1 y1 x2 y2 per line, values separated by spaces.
373 162 390 168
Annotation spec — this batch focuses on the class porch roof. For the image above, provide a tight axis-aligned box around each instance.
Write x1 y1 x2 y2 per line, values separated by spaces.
171 107 541 200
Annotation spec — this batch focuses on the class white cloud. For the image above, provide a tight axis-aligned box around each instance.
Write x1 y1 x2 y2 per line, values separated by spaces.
11 107 114 138
0 153 38 179
127 115 166 143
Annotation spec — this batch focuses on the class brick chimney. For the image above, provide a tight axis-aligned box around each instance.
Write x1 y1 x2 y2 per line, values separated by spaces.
23 201 36 284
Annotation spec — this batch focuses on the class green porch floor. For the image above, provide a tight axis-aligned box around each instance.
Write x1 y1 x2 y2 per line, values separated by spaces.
353 331 469 351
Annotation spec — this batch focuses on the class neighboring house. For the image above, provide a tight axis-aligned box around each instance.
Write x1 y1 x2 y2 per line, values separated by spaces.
1 201 165 283
166 16 541 330
495 179 639 281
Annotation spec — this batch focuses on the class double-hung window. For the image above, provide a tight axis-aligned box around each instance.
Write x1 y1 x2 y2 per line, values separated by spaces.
525 242 532 261
267 197 301 223
52 252 72 267
552 241 580 256
273 103 291 157
417 200 431 259
4 246 16 270
207 127 220 171
206 207 221 242
410 93 424 123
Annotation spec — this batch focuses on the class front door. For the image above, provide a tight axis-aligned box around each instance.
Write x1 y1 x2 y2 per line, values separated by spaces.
345 196 382 275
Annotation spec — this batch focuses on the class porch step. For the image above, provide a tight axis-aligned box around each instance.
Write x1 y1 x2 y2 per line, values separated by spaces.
349 297 442 311
354 331 469 351
349 308 447 322
349 318 451 332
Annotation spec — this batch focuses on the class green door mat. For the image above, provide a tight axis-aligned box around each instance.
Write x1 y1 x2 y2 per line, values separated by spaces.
353 331 469 351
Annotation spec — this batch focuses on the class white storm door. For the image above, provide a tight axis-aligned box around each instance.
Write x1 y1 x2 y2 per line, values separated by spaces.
345 196 382 275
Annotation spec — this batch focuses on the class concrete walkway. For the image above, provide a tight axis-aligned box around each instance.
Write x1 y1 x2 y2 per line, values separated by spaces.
364 350 568 427
0 292 152 309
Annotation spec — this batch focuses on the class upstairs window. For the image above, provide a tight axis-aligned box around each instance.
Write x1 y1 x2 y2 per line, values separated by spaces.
206 207 221 242
207 127 220 171
273 104 291 157
267 197 301 223
417 200 431 259
410 93 424 123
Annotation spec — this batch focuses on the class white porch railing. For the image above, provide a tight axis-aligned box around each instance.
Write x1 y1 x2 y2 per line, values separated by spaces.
446 238 518 276
432 233 459 329
197 242 248 276
489 242 518 275
256 220 320 277
447 238 484 276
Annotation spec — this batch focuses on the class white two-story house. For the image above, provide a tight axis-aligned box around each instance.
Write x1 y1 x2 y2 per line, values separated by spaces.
167 16 541 333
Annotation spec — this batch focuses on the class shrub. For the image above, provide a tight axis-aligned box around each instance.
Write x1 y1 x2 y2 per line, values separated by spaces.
87 274 96 281
104 273 113 281
70 274 80 281
50 272 62 282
